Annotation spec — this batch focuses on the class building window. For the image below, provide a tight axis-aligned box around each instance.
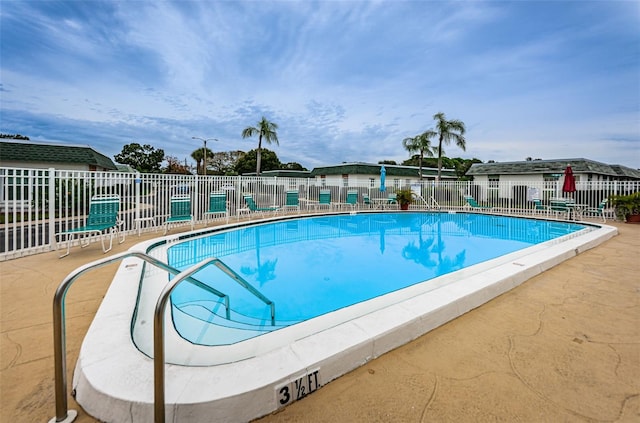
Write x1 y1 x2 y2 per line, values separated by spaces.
320 175 326 187
369 178 375 188
543 173 560 190
488 175 499 189
393 179 400 189
342 174 349 187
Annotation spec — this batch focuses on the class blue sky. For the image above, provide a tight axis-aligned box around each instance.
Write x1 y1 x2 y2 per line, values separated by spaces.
1 0 639 169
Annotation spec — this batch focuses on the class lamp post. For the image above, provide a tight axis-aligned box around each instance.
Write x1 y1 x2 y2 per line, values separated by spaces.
191 137 218 175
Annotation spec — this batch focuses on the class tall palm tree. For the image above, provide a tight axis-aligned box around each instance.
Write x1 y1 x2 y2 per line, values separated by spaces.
190 147 213 175
241 116 279 176
402 130 436 179
190 149 203 175
432 112 466 181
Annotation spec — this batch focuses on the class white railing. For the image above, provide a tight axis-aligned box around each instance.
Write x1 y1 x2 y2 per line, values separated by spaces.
1 166 638 260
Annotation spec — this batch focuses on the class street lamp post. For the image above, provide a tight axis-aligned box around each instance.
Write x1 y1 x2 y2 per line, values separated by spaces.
191 137 218 175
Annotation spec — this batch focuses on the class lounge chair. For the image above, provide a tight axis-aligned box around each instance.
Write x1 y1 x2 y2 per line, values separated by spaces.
463 195 493 212
386 193 398 209
281 190 300 213
203 191 229 224
55 194 125 258
549 198 570 219
581 199 609 222
315 189 333 211
532 198 548 214
343 190 359 210
164 195 194 234
243 194 279 216
362 193 372 208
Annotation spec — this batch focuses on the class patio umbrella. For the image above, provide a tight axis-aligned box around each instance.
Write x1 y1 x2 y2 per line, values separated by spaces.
380 166 386 192
562 164 576 195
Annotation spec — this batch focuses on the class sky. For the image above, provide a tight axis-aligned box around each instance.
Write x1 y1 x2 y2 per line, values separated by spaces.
1 0 639 170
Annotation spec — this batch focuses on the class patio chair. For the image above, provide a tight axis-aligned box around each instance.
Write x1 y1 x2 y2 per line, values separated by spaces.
315 189 333 211
281 190 300 213
343 190 359 210
164 195 194 234
581 199 609 222
55 194 125 258
463 195 493 212
549 199 570 220
203 191 229 224
362 193 372 208
243 194 279 216
532 198 548 215
386 193 398 209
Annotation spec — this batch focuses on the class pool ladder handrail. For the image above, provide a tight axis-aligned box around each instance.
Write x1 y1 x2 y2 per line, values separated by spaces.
49 251 275 423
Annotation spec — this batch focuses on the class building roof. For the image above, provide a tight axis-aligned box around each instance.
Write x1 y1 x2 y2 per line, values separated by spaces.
242 169 312 178
609 165 640 179
0 140 117 170
309 162 457 178
467 158 640 178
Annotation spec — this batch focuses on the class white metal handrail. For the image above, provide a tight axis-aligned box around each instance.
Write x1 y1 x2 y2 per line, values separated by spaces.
48 251 232 423
152 258 275 422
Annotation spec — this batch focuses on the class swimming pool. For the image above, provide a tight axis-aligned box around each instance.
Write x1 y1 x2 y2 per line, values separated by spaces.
164 213 586 347
73 211 616 422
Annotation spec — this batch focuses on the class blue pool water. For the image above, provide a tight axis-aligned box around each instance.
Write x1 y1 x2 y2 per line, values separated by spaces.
167 212 586 345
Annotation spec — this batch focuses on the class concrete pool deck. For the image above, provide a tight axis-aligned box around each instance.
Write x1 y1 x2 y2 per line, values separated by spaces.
1 219 638 422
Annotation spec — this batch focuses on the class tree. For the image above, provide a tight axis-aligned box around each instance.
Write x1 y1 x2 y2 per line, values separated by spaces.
282 162 308 171
114 143 164 173
190 147 214 175
163 156 192 174
451 157 482 180
432 112 466 180
402 130 436 180
241 116 279 176
378 160 397 165
0 133 29 140
234 148 282 175
209 150 244 175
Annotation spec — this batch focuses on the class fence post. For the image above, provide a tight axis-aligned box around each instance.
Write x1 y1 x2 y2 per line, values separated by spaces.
48 168 56 251
135 172 141 231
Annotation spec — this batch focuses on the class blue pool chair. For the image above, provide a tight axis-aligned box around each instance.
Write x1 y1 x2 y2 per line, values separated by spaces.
165 195 194 234
55 194 125 258
315 189 333 211
463 195 493 212
203 191 229 224
343 190 359 210
549 199 571 220
281 190 300 213
362 193 372 208
581 199 609 222
243 194 279 216
532 198 548 215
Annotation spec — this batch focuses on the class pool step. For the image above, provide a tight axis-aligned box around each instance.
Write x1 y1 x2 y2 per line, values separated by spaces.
174 300 300 330
172 306 272 345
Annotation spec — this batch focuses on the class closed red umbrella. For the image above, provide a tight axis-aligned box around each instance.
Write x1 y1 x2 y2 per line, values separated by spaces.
562 164 576 194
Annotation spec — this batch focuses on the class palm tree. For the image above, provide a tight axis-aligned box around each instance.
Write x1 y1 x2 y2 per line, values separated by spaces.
402 130 436 179
190 149 203 174
241 116 279 176
190 147 213 175
432 112 466 181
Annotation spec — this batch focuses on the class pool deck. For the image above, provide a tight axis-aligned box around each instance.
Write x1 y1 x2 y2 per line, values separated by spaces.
1 219 639 422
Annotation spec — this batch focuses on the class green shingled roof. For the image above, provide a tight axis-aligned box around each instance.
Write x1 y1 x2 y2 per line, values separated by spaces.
241 169 312 177
467 158 640 179
0 141 117 170
309 163 457 178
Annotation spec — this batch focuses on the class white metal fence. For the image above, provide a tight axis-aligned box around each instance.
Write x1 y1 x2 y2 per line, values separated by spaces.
2 166 638 260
